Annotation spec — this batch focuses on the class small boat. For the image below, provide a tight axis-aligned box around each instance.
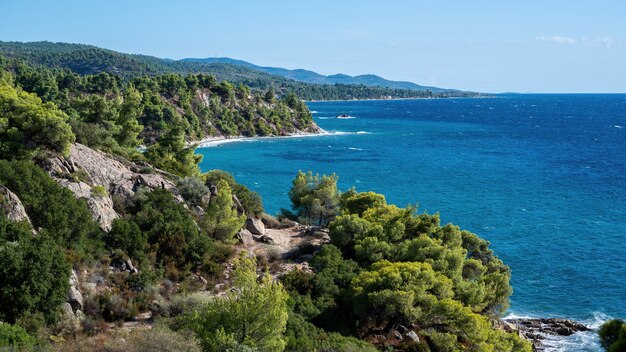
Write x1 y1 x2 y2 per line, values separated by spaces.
336 114 352 119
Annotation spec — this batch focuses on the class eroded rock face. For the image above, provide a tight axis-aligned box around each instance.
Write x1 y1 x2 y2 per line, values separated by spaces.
0 186 32 226
41 143 183 231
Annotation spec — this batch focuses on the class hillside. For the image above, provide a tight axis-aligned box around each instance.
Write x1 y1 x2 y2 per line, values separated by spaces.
0 47 536 352
0 41 480 100
183 57 449 92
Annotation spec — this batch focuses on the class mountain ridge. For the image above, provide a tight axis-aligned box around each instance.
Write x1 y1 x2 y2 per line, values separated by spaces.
181 57 449 92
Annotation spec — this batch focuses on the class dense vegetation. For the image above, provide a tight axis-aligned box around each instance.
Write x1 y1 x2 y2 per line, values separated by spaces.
0 41 482 100
281 172 531 351
599 319 626 352
0 50 525 351
0 57 315 176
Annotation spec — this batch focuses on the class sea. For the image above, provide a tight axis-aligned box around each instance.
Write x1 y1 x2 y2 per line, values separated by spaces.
198 95 626 351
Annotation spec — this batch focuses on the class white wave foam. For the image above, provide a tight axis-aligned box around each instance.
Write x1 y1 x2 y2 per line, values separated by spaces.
337 115 357 119
503 311 610 352
310 110 319 113
317 116 336 120
614 125 623 129
355 131 370 134
196 131 352 148
348 147 364 151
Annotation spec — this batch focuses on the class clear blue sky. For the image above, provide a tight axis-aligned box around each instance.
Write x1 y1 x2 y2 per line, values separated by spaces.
1 0 625 93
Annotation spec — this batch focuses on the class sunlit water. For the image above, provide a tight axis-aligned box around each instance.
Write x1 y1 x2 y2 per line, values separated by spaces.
198 95 626 351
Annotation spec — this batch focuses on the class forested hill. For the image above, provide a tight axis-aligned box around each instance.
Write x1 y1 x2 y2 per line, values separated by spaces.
0 56 319 176
183 57 448 92
0 41 481 100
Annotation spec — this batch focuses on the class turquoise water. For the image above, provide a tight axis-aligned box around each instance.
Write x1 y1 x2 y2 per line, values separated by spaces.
198 95 626 351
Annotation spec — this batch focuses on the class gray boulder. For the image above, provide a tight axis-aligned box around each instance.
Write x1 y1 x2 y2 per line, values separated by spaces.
67 285 83 312
0 186 32 226
406 331 420 343
237 229 254 246
246 218 265 236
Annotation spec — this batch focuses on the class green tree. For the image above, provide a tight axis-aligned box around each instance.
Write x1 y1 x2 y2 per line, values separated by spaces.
201 180 245 243
116 83 144 148
288 171 340 226
0 323 36 348
0 160 101 253
0 212 70 324
106 218 147 261
599 319 626 352
145 125 202 177
204 170 264 217
188 254 289 352
0 73 74 159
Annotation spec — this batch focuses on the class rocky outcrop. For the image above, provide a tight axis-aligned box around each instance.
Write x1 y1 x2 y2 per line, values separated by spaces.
237 229 254 246
67 270 84 313
0 186 32 226
41 143 183 231
246 218 265 236
499 318 590 351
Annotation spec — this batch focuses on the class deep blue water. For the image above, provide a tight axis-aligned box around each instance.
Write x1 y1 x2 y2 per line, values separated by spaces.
198 95 626 351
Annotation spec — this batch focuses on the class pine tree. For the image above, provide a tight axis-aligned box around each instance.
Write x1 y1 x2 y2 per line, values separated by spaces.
201 180 245 243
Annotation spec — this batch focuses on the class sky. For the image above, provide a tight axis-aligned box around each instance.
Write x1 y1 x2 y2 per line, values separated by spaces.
1 0 625 93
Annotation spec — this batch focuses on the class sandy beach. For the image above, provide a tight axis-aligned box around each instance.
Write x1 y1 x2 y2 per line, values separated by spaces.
191 129 358 148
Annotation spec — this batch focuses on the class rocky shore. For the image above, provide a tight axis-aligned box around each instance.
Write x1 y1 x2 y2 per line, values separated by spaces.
497 317 591 351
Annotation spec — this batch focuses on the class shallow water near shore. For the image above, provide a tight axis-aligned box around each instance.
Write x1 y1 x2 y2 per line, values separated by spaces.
198 95 626 351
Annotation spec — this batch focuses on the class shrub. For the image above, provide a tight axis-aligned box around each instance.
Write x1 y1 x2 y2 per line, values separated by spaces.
177 176 209 206
599 319 626 352
106 219 147 261
0 213 70 325
186 254 289 352
0 322 36 348
90 185 108 198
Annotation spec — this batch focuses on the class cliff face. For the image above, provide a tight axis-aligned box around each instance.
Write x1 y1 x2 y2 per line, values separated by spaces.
41 143 183 231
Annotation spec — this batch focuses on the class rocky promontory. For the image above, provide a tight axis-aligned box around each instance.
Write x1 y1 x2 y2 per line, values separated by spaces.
498 317 591 351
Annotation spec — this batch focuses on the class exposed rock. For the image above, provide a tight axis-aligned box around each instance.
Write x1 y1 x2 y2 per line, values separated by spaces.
56 179 119 231
0 186 32 226
237 229 254 246
126 259 138 274
502 317 590 350
232 194 245 215
406 331 419 343
280 218 298 228
83 283 97 295
41 143 184 231
388 329 402 341
246 218 265 236
254 234 275 245
67 285 83 312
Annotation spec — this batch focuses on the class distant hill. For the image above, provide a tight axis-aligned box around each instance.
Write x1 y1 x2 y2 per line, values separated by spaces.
182 57 448 92
0 41 479 100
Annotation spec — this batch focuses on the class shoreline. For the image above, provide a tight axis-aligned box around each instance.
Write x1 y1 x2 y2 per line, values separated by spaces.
192 129 358 148
305 95 489 103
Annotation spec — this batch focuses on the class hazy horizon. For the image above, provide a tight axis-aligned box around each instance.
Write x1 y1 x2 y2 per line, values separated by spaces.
1 0 625 93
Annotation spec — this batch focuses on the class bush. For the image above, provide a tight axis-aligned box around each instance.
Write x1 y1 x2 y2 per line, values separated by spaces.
0 160 102 256
599 319 626 352
186 254 289 352
0 323 36 348
204 170 264 217
106 219 147 261
90 185 108 198
177 176 209 206
0 212 70 325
